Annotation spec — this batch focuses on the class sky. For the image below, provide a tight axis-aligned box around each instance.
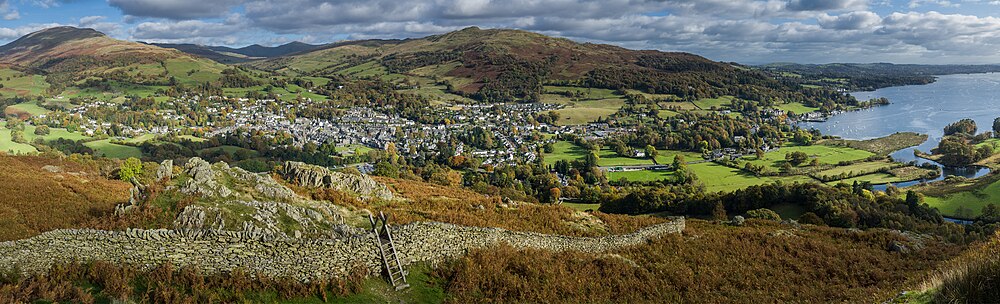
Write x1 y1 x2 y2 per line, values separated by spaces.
3 0 1000 64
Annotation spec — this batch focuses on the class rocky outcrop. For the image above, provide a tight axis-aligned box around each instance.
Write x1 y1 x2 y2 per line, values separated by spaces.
279 161 394 201
163 158 354 238
156 159 173 180
0 218 684 281
181 158 232 198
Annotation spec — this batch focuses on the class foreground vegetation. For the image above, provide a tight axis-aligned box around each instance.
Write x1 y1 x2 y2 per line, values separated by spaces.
436 220 962 303
0 218 967 303
0 154 130 241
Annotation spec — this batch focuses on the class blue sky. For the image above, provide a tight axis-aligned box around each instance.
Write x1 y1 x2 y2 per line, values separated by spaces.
3 0 1000 64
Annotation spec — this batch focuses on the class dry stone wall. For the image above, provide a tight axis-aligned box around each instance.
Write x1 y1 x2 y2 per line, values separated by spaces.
0 218 684 281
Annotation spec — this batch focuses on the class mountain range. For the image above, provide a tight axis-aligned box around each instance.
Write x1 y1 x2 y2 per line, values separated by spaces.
0 26 227 91
150 41 321 64
2 26 788 103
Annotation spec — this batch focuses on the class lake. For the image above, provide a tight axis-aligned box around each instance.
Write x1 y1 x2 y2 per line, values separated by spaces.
801 73 1000 187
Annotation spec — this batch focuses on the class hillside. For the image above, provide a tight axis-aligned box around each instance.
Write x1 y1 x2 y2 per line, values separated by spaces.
0 154 130 241
152 41 322 64
0 26 229 92
147 43 256 64
760 62 1000 91
0 153 968 303
211 41 320 58
249 27 834 103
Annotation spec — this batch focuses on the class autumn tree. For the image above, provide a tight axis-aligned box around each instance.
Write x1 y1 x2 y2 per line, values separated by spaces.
118 157 144 182
33 125 50 136
549 187 562 204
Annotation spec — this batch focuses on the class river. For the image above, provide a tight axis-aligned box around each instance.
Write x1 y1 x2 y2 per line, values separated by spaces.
800 73 1000 190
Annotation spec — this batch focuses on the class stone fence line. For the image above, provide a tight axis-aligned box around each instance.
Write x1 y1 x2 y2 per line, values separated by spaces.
0 218 684 281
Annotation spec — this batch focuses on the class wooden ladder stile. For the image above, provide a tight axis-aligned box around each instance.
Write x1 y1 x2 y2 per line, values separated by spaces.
369 211 410 291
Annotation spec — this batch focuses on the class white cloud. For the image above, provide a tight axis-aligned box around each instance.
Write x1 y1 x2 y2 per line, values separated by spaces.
817 11 882 29
0 23 66 40
2 0 997 63
0 0 18 20
109 0 242 19
131 20 243 40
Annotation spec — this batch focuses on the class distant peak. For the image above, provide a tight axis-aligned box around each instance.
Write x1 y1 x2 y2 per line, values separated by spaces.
30 26 105 38
0 26 107 54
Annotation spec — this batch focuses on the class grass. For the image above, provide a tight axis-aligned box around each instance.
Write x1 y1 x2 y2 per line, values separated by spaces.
654 150 703 165
22 125 92 142
403 84 476 104
83 139 143 159
0 68 49 97
923 180 1000 218
163 58 224 84
549 98 625 125
745 144 874 170
688 162 814 193
543 86 620 99
543 141 688 167
5 102 51 117
543 86 626 125
814 161 896 177
561 202 602 212
774 102 819 114
607 170 675 182
828 173 906 185
224 85 329 101
659 101 699 111
624 89 678 101
657 110 680 118
692 96 733 110
339 144 375 156
177 135 207 142
915 233 1000 303
0 130 36 154
821 132 928 156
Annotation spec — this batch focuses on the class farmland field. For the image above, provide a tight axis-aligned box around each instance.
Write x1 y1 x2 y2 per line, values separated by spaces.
340 144 376 155
692 96 733 110
84 139 143 159
0 124 91 153
922 177 1000 218
21 125 92 142
544 141 673 167
607 170 675 182
544 86 626 125
814 161 896 177
826 173 906 186
774 102 819 114
745 145 874 170
688 162 814 193
5 102 51 117
0 130 36 154
0 68 49 97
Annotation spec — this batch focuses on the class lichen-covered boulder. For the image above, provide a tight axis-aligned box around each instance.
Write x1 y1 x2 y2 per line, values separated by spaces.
279 161 395 201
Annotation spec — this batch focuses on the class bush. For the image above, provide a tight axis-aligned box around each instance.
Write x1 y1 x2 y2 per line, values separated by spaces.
33 125 50 136
745 208 781 221
785 151 809 166
799 212 825 225
117 157 144 182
